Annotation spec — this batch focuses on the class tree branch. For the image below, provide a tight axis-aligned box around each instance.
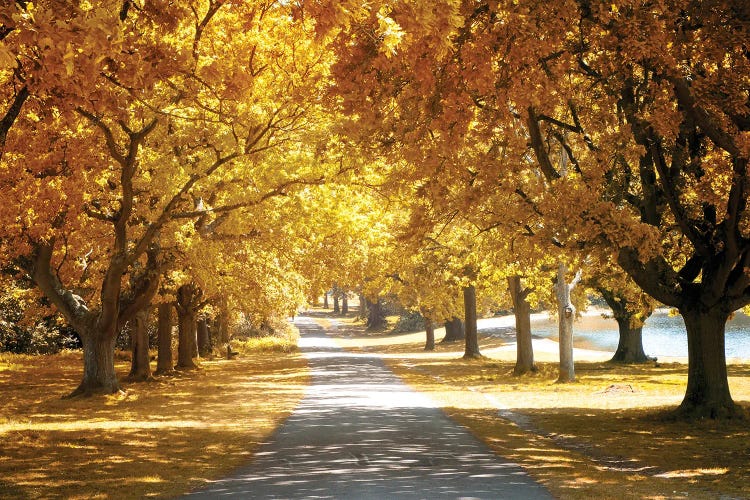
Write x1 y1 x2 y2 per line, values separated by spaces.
526 107 561 181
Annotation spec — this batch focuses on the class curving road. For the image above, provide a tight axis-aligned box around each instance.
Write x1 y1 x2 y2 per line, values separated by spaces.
185 315 552 499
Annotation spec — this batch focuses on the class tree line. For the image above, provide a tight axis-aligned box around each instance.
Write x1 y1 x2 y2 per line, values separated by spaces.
1 1 748 420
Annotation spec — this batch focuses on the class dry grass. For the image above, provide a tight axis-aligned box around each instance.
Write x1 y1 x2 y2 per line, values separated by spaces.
0 345 308 499
328 314 750 499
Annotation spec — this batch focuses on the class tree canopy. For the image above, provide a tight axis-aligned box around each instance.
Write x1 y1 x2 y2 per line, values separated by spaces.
1 0 748 419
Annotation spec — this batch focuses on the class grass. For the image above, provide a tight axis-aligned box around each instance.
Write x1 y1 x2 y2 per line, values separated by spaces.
325 313 750 499
0 337 309 499
231 323 299 354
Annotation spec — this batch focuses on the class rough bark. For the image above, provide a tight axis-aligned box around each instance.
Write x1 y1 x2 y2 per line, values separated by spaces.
176 307 198 369
366 298 387 330
197 318 211 357
424 317 435 351
323 292 329 309
620 250 744 418
509 276 536 375
611 321 648 363
333 293 340 314
676 306 739 419
442 317 465 342
358 294 368 319
155 302 174 375
212 301 230 347
599 289 651 363
342 294 349 314
28 242 123 396
175 284 199 370
555 263 580 383
128 308 152 381
463 285 481 358
73 332 120 396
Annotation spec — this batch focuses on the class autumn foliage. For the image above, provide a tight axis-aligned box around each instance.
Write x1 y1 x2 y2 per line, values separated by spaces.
0 1 748 420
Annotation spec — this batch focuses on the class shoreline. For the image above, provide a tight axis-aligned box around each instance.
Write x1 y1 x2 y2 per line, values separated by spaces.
478 309 748 365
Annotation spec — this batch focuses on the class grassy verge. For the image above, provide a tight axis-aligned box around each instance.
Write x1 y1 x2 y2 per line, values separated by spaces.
0 341 308 499
327 314 750 499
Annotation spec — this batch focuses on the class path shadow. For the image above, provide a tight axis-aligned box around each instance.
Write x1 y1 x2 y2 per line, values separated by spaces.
186 316 551 499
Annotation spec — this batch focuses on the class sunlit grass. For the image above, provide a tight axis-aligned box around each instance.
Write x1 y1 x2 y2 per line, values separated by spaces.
324 314 750 499
231 321 299 354
233 335 298 353
0 335 309 499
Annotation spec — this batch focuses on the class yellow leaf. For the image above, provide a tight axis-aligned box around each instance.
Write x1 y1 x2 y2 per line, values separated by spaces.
0 42 16 69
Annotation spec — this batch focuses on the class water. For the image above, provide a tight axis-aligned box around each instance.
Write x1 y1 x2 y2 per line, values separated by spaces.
527 309 750 361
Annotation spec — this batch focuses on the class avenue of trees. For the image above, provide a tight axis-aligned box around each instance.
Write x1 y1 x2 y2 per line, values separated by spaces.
0 0 748 420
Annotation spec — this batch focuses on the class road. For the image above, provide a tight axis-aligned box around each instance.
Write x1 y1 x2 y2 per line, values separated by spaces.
185 315 552 499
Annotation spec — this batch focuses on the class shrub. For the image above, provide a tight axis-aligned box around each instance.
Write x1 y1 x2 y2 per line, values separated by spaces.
393 310 425 333
230 317 299 354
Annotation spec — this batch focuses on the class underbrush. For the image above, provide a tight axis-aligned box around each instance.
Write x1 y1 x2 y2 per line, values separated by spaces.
231 318 299 354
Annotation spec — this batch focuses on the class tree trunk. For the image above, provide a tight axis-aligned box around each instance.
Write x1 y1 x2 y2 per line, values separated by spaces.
677 306 739 419
509 276 536 375
333 293 340 314
176 307 198 369
366 299 387 329
424 317 435 351
70 332 120 396
128 308 152 381
611 319 649 363
555 263 578 383
197 318 211 357
155 302 174 375
175 284 200 370
598 288 651 363
342 294 349 314
323 292 329 309
358 294 368 319
463 285 481 358
218 302 230 344
442 317 465 342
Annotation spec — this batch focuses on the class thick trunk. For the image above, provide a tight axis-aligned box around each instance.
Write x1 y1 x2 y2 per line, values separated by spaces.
176 307 198 370
197 318 211 357
424 318 435 351
342 294 349 314
555 263 577 383
128 308 152 381
323 292 329 309
442 317 465 342
509 276 535 375
463 285 481 358
333 294 340 314
70 331 120 396
358 294 368 319
175 283 201 368
219 305 230 344
599 288 651 363
677 307 739 419
366 299 387 330
611 320 649 363
155 302 174 375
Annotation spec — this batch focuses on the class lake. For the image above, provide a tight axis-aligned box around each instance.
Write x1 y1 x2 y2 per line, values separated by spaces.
526 309 750 362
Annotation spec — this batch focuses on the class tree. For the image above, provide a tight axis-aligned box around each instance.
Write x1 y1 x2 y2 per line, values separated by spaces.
1 1 337 395
127 308 152 382
310 0 750 418
462 284 481 358
155 301 174 376
508 276 535 375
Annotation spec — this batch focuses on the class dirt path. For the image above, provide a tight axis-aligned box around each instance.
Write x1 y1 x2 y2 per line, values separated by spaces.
185 315 552 499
